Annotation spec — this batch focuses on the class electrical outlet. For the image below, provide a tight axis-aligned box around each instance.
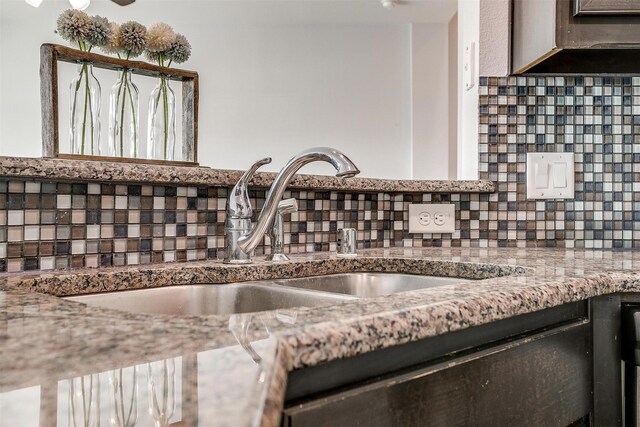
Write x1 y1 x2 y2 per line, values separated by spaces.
408 204 456 234
418 212 431 226
433 212 446 226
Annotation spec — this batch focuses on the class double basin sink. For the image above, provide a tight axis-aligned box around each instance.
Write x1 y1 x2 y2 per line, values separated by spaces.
65 273 472 316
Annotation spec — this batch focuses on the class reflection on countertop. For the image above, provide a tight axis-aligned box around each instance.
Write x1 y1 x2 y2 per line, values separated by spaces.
0 340 282 427
0 305 291 427
4 247 640 425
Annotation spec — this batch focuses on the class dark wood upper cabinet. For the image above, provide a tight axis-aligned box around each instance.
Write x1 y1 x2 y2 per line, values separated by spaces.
513 0 640 74
575 0 640 15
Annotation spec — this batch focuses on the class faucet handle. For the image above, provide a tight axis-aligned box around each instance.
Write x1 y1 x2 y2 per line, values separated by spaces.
238 157 271 186
228 157 272 218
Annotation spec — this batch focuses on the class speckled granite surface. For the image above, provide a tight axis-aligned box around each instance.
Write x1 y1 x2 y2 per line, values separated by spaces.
3 247 640 426
0 156 494 193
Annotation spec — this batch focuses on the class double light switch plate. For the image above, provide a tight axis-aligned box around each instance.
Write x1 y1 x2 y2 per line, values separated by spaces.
526 153 575 200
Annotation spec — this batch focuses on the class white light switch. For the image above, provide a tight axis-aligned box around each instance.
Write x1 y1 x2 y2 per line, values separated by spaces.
535 162 548 188
552 162 567 188
526 153 574 199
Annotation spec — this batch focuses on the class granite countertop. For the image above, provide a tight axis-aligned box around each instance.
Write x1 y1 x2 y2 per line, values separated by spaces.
0 156 494 193
3 247 640 426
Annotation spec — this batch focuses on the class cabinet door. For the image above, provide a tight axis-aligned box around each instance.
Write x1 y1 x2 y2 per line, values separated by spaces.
575 0 640 15
283 322 592 427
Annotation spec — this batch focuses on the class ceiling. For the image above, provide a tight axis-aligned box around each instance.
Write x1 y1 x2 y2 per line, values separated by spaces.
109 0 459 25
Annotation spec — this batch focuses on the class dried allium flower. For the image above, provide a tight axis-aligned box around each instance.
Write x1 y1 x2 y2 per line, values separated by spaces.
147 22 176 53
86 15 112 48
56 9 91 44
119 21 148 57
102 22 121 55
144 50 161 63
165 33 191 64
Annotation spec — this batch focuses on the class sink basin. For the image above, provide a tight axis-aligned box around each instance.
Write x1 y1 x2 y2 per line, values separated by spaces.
65 283 356 316
65 273 473 316
269 272 473 298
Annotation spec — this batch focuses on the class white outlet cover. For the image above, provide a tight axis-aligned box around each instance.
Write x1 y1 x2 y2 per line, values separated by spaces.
409 204 456 234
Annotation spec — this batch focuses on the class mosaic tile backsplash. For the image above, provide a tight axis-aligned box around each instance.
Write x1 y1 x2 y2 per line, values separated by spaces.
1 75 638 272
478 75 640 250
0 180 479 272
0 181 226 272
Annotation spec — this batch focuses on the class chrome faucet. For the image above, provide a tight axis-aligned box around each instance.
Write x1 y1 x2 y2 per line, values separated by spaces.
223 147 360 264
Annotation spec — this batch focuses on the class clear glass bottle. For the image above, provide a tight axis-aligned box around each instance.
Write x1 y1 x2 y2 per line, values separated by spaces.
70 62 101 156
147 358 176 427
109 69 140 158
147 75 176 161
67 373 101 427
110 366 138 427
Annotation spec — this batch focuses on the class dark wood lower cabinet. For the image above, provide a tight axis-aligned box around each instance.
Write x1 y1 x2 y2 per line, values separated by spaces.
283 305 594 427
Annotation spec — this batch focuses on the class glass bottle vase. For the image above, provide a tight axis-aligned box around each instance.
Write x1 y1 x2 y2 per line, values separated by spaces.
109 69 140 158
147 75 176 161
70 62 101 156
110 366 138 427
67 373 101 427
147 358 176 427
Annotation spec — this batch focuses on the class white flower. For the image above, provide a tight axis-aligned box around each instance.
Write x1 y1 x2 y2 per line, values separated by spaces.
119 21 148 57
56 9 91 44
166 33 191 64
146 22 176 53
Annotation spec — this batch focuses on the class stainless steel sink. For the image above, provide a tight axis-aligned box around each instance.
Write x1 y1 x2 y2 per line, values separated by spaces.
65 273 473 316
269 273 473 298
65 283 356 316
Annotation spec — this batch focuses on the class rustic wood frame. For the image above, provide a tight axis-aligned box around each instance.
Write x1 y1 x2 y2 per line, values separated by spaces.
40 43 199 166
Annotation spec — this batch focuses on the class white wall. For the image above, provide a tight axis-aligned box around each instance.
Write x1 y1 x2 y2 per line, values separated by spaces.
448 13 458 178
479 0 510 76
457 0 480 180
410 23 452 180
205 24 412 178
454 0 511 180
0 0 464 179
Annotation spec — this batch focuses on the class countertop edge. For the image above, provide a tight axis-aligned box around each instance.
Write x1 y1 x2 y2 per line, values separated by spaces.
0 156 495 193
1 256 525 296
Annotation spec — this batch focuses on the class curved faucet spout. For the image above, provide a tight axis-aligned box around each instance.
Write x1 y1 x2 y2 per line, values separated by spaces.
237 147 360 255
